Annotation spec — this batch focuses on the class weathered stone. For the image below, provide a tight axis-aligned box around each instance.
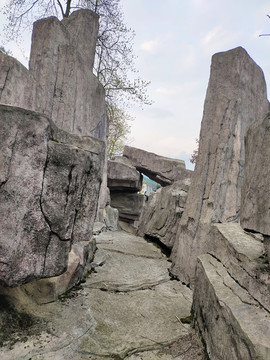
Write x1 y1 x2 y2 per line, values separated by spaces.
265 236 270 264
193 254 270 360
104 205 119 231
93 222 107 235
137 178 191 249
107 157 142 192
241 113 270 239
0 230 194 360
123 145 191 186
209 223 270 311
171 47 269 285
5 239 96 305
0 52 42 111
0 105 105 287
29 10 107 140
94 231 166 259
110 192 145 222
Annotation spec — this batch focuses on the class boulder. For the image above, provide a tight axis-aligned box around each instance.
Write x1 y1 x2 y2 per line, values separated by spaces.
0 105 105 287
110 192 145 222
123 145 191 186
137 178 191 249
241 112 270 238
193 253 270 360
171 47 269 285
108 157 142 192
104 205 119 231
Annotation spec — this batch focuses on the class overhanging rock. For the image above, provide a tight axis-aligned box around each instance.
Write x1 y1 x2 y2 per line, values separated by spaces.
123 145 192 186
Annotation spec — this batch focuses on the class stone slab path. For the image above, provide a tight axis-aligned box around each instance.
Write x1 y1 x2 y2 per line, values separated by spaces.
0 231 205 359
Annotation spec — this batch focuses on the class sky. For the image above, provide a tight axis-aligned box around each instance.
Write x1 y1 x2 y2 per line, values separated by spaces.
1 0 270 169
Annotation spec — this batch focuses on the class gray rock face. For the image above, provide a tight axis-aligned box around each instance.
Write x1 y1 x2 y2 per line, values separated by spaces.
123 145 191 186
137 178 191 249
0 10 106 142
241 112 270 238
209 223 269 311
29 10 107 140
0 105 105 287
171 47 269 285
193 253 270 360
0 52 41 110
108 157 142 192
110 192 145 222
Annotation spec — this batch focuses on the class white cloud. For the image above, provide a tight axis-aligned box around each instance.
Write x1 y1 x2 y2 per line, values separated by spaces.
200 26 241 57
140 39 160 54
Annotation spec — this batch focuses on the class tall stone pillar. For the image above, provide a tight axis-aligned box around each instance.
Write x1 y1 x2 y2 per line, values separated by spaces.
171 47 269 285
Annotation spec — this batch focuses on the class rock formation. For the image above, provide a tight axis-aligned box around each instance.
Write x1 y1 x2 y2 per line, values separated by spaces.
192 223 270 359
0 10 106 141
171 47 269 285
137 178 191 249
0 105 105 287
0 10 107 289
108 156 142 192
240 112 270 239
123 145 191 186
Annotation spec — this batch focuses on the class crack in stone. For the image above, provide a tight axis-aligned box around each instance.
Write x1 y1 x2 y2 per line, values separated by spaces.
0 118 22 188
208 254 270 311
0 66 11 94
209 252 270 314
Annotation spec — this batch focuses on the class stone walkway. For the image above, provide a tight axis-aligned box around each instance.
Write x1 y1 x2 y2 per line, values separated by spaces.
0 231 205 360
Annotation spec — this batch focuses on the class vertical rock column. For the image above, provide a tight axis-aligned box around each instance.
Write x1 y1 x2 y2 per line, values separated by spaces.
29 9 108 223
171 47 269 285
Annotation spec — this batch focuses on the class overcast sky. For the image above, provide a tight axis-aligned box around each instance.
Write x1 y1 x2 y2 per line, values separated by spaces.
1 0 270 169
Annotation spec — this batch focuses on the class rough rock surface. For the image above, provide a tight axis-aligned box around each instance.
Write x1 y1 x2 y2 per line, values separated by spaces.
137 178 191 249
0 105 105 287
193 253 270 360
241 112 270 238
104 205 119 231
1 238 96 304
0 230 204 360
29 10 107 140
171 47 269 285
123 146 191 186
0 52 42 110
110 192 145 222
209 223 270 311
0 10 106 141
108 157 142 192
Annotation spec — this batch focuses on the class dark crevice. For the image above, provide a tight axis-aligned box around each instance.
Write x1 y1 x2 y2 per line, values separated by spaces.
144 234 171 258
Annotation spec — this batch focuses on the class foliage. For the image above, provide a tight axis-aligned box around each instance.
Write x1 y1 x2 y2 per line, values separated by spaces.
107 104 132 159
190 138 199 164
2 0 152 157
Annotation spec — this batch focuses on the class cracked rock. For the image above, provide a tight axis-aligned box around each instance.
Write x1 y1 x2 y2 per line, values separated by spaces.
171 47 270 286
193 253 270 360
0 105 105 287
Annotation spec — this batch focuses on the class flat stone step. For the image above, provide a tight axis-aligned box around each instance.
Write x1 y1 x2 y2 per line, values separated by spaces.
0 231 195 360
193 253 270 360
